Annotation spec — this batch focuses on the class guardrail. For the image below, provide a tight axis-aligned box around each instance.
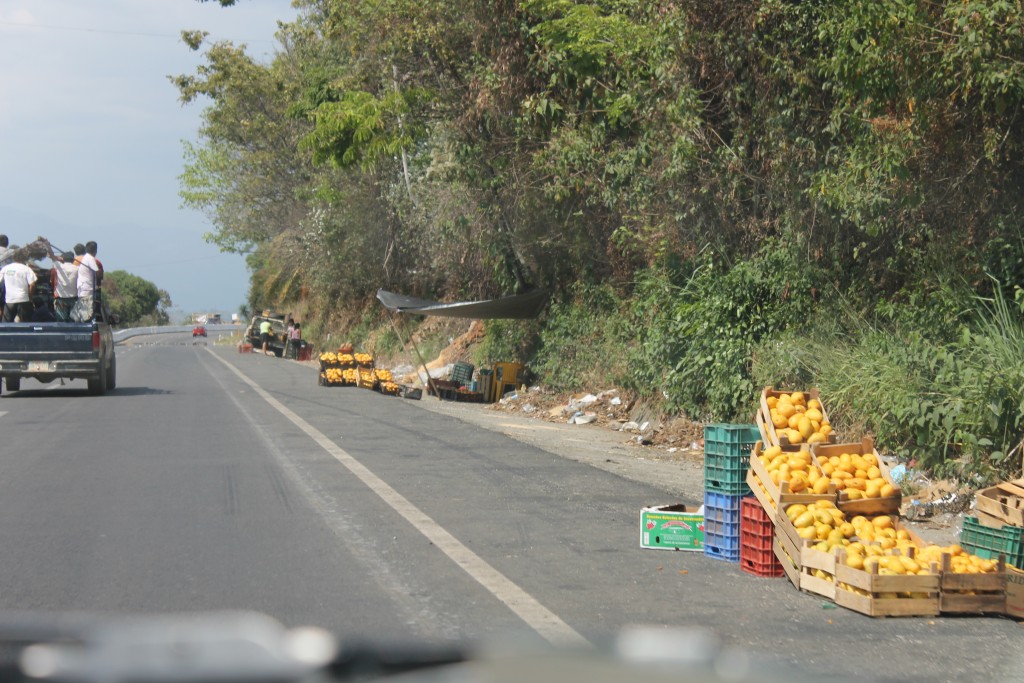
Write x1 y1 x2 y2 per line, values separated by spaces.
113 324 241 343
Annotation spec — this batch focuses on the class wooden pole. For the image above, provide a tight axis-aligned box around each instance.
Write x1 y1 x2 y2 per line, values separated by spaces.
388 312 439 400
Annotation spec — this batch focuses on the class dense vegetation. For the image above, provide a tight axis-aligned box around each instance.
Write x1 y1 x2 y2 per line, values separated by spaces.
104 271 171 325
177 0 1024 482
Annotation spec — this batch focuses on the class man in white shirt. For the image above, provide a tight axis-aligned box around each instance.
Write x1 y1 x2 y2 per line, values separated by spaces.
0 252 38 322
72 243 99 322
46 241 79 321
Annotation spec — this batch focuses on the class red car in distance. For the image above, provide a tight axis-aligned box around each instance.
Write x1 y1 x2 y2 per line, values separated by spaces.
192 326 207 338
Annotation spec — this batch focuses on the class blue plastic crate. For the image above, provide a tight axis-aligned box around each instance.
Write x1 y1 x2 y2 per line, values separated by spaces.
703 491 746 524
702 491 745 563
703 537 741 563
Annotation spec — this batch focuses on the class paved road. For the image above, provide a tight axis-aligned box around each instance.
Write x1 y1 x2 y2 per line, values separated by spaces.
0 335 1019 682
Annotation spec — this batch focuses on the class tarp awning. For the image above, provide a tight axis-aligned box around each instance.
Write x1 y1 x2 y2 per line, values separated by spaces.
376 288 548 319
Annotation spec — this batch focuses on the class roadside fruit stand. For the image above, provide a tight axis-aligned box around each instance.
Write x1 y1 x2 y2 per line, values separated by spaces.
317 349 401 396
645 386 1017 619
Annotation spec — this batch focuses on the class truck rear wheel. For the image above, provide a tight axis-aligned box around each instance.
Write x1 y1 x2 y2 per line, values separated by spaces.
6 377 19 392
88 367 107 395
106 357 117 390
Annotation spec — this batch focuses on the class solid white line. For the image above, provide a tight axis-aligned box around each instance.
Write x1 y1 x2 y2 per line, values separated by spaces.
206 349 589 647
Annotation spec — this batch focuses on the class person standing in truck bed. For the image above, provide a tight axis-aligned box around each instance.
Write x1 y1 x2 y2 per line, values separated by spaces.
71 242 100 322
0 251 38 322
0 235 14 270
45 241 79 322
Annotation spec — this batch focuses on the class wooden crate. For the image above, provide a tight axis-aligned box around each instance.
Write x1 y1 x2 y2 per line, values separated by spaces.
976 480 1024 528
833 548 940 617
747 441 836 517
799 540 837 600
773 534 801 589
755 410 807 453
939 553 1007 615
759 387 837 448
812 437 903 517
1005 567 1024 619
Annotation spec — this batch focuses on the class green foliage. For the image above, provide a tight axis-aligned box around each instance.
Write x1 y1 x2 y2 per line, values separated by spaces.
474 318 541 368
628 246 819 421
530 283 630 391
299 88 431 170
103 271 171 325
177 0 1024 479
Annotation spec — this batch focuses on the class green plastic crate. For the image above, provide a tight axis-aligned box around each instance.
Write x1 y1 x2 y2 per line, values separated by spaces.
960 516 1024 566
704 424 760 457
703 424 757 495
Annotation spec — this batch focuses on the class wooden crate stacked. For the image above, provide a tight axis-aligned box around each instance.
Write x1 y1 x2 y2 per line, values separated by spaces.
747 385 1010 617
702 424 758 563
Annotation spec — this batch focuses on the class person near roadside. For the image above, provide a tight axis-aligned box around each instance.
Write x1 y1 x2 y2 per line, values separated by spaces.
72 242 100 322
285 318 295 357
45 241 79 321
259 318 273 356
0 251 37 322
0 235 14 270
288 322 302 359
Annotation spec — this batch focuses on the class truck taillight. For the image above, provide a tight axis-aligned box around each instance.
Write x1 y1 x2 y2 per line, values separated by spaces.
92 331 100 350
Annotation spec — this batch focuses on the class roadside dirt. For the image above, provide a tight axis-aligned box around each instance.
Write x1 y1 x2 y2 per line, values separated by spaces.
312 324 962 546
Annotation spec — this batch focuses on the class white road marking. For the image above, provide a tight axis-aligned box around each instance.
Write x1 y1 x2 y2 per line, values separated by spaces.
0 411 7 417
498 423 563 431
206 349 589 647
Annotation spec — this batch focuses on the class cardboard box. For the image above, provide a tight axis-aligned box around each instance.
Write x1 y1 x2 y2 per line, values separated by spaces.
640 504 705 551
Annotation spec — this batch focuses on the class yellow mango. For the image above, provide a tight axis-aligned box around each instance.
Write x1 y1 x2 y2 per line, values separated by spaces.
872 516 894 530
792 511 815 529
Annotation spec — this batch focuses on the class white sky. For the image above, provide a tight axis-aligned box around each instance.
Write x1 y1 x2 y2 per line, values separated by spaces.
0 0 297 319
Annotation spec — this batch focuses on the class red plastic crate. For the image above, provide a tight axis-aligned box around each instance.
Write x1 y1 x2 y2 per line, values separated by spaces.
740 497 784 578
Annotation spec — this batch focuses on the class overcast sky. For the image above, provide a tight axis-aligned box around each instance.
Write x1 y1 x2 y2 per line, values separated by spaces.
0 0 297 320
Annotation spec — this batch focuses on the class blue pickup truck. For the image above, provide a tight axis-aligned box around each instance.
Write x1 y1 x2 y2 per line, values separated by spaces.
0 306 117 396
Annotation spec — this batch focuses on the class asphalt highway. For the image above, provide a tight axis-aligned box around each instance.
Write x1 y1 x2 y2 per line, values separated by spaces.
0 333 1018 682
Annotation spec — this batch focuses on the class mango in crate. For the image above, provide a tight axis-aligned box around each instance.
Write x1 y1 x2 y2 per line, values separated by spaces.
816 450 896 499
767 392 833 445
757 445 831 494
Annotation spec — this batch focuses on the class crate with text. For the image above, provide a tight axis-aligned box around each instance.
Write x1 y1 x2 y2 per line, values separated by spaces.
640 504 705 551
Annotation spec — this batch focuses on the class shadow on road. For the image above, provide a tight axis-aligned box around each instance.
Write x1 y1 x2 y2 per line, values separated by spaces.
2 386 173 398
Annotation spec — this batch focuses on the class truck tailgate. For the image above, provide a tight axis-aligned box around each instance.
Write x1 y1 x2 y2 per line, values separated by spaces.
0 323 98 358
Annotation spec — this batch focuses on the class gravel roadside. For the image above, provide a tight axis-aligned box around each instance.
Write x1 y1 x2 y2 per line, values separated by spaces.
405 392 960 545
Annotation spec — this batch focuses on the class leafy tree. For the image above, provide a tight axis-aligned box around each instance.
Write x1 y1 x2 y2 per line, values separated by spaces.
103 271 171 325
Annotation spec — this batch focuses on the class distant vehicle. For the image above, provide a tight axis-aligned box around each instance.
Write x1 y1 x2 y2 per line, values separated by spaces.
193 326 207 338
0 264 117 395
245 313 287 357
